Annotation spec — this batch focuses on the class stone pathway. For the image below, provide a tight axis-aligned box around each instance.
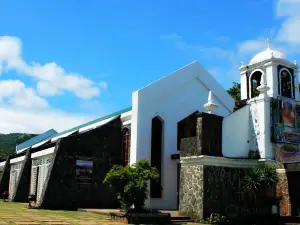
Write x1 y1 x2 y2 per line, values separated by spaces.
0 202 123 225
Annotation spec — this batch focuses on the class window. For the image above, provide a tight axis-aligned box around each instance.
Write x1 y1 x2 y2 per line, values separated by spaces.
250 71 262 98
150 117 163 198
280 70 293 98
122 128 130 166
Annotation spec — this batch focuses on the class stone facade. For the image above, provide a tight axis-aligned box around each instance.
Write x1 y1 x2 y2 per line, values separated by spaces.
180 137 197 157
276 170 291 216
180 113 223 157
197 113 223 157
40 118 123 210
179 164 276 222
179 165 204 220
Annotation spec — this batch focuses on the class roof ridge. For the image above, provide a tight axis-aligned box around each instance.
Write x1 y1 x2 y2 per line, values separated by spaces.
52 106 132 138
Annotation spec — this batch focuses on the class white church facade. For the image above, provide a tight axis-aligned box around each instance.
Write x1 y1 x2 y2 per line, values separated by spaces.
0 42 299 218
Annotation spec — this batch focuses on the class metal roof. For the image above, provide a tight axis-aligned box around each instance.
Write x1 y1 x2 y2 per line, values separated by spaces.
50 106 132 139
16 129 58 152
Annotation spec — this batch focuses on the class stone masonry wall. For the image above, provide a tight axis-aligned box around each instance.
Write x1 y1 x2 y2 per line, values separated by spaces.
41 118 123 210
179 165 204 220
180 164 276 222
276 171 291 216
180 112 223 157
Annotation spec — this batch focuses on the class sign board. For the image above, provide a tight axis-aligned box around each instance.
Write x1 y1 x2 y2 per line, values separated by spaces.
76 159 93 184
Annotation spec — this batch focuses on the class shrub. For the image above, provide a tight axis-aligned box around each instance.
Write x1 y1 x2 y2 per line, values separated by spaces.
103 159 159 213
242 164 278 199
200 213 229 224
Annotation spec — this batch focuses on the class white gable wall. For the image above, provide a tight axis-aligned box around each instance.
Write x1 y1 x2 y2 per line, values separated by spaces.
130 61 234 209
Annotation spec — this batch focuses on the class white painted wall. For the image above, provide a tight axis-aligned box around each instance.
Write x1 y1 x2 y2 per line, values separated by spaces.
223 95 274 160
240 72 247 100
130 61 234 209
222 105 250 158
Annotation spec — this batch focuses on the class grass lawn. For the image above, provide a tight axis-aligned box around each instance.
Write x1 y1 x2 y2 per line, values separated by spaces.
0 201 122 225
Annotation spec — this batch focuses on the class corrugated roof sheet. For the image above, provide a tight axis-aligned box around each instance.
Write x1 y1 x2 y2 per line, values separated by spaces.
16 129 58 152
50 106 132 139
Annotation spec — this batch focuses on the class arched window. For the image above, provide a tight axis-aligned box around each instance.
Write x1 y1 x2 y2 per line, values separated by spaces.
280 69 293 98
122 128 130 166
150 116 163 198
250 71 262 98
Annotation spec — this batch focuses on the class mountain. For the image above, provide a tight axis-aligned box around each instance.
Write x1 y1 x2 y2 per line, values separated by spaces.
0 133 37 160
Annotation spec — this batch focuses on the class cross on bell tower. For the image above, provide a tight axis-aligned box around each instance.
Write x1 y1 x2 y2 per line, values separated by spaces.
265 38 271 49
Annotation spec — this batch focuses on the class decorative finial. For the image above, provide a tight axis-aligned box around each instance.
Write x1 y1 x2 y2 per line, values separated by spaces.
204 91 218 114
294 60 297 66
265 38 271 49
241 61 244 66
257 74 270 96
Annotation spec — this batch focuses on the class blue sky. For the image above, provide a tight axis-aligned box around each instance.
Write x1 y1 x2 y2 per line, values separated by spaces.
0 0 299 133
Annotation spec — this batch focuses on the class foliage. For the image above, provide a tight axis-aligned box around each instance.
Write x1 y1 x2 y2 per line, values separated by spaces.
200 213 229 224
242 165 278 197
0 133 37 159
103 159 159 213
252 82 260 97
227 82 241 101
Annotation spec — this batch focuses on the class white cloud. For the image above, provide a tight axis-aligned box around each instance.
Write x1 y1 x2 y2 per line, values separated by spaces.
0 36 106 99
276 16 300 45
0 79 99 134
276 0 300 46
0 106 93 134
238 40 266 55
276 0 300 17
0 80 48 108
99 81 108 89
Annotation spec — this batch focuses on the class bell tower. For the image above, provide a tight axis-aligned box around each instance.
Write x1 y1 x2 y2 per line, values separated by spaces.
239 39 299 101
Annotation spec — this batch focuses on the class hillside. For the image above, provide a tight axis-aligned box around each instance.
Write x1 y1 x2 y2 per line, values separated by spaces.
0 133 37 159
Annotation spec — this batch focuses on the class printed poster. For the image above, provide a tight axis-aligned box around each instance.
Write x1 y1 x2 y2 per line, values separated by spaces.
273 98 300 144
76 160 93 184
274 143 300 163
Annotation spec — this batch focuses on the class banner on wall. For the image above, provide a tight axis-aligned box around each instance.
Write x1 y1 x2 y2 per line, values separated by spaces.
272 97 300 144
76 159 93 184
274 143 300 163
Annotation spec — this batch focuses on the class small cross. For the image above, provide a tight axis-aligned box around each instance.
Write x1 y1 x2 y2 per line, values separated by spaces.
265 38 271 49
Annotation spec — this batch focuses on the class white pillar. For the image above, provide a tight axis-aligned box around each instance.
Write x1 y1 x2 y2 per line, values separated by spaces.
255 74 273 159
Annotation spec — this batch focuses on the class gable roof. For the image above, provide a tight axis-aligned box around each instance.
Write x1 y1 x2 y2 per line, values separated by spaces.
136 61 235 113
16 129 58 152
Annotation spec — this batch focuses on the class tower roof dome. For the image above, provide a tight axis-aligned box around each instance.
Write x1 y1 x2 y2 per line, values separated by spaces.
249 39 286 65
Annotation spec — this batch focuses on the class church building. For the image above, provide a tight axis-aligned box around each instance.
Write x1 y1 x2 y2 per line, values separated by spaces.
0 41 299 219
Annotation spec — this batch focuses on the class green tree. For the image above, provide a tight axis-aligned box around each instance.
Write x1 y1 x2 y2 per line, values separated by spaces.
104 159 159 213
227 82 241 101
